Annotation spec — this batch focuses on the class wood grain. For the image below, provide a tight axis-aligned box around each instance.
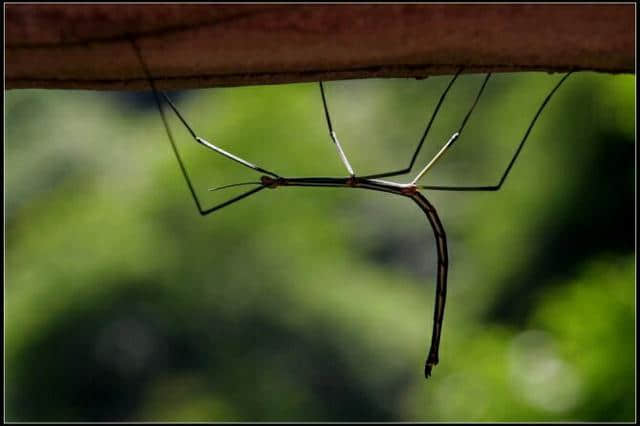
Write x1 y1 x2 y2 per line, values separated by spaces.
5 4 635 90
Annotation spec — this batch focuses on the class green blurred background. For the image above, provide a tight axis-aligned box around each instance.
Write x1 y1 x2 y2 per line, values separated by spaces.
4 71 635 421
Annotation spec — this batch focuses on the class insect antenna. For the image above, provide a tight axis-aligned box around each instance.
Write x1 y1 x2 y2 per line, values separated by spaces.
208 182 264 191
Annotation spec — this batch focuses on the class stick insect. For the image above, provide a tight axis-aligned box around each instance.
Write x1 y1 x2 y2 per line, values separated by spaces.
131 41 571 379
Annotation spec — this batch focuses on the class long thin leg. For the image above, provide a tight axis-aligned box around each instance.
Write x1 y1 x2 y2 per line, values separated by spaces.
360 68 464 180
420 72 572 191
161 94 279 178
411 73 492 185
319 81 356 176
154 88 268 215
130 39 269 216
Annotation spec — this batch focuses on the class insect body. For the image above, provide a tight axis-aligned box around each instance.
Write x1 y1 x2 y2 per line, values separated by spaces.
132 39 571 379
261 174 448 378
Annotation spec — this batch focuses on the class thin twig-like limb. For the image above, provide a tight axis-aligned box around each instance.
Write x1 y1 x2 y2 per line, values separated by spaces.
421 72 572 191
160 94 279 178
360 68 464 180
198 186 267 215
457 73 492 134
411 132 460 185
411 73 492 184
131 38 271 215
319 81 356 176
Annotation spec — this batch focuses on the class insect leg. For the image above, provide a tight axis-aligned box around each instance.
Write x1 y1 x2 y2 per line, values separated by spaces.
130 39 271 216
411 73 492 184
361 68 464 180
319 81 356 176
421 72 572 191
154 89 269 215
160 93 279 178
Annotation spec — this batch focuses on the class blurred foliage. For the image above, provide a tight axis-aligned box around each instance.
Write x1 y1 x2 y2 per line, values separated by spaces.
4 71 635 421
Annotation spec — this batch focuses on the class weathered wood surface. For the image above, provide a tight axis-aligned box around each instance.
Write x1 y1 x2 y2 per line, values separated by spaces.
5 4 635 91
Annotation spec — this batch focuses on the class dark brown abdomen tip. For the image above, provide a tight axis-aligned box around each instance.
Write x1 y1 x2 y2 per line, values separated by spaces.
425 364 433 379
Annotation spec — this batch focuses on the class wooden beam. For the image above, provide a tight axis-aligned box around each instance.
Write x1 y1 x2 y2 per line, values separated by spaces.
5 4 635 91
